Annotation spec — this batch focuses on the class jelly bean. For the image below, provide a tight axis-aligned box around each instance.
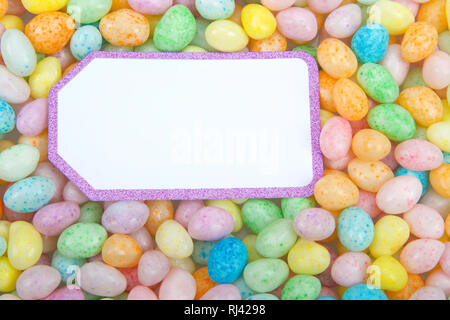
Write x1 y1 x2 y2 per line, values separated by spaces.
79 261 127 297
255 219 297 258
314 174 359 211
158 267 196 300
200 284 241 300
0 144 39 184
62 181 88 204
331 252 371 287
45 286 85 300
0 65 30 104
102 234 142 268
357 63 399 103
376 175 422 214
398 86 443 127
16 98 48 137
367 0 414 35
351 23 389 64
427 268 450 297
243 259 289 293
427 121 450 152
348 159 394 192
233 276 255 300
145 200 173 235
51 45 77 71
208 237 248 284
205 199 242 233
281 275 321 300
317 39 357 79
32 201 80 236
127 285 157 300
7 221 41 271
319 71 338 112
281 197 315 220
241 4 276 40
169 256 195 274
0 99 15 134
403 204 445 240
320 116 352 160
100 9 150 47
79 201 103 224
430 163 450 197
394 166 429 197
380 44 410 86
422 50 450 90
129 1 173 16
70 25 102 61
241 199 282 234
333 79 369 121
155 220 193 259
193 266 217 299
0 256 20 292
153 5 196 52
261 0 296 11
316 245 337 287
25 12 76 55
386 273 424 300
409 286 446 300
250 30 287 52
137 250 169 286
352 129 391 162
130 227 153 252
367 103 416 141
67 0 112 24
188 206 234 241
28 57 61 99
372 255 408 291
192 239 217 265
293 208 335 241
439 30 450 54
16 265 60 300
400 239 445 274
242 235 263 262
101 201 149 234
21 0 68 14
195 0 234 20
342 283 388 300
395 139 444 171
401 21 438 63
57 222 107 258
1 29 36 77
324 4 361 39
0 15 24 31
51 250 85 283
287 239 330 275
417 0 447 33
293 44 317 60
205 19 248 52
355 190 381 219
182 45 207 52
337 207 374 251
276 7 317 42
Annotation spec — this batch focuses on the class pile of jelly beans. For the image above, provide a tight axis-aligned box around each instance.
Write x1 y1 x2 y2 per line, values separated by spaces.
0 0 449 301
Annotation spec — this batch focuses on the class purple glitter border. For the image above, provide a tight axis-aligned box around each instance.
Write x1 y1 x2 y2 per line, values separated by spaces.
48 51 323 201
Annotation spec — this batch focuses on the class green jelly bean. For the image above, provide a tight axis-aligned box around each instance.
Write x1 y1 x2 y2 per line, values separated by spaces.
281 197 316 220
255 219 297 258
243 259 289 293
367 103 416 142
134 39 160 52
57 222 107 259
401 67 428 90
292 45 317 60
0 144 39 182
281 275 321 300
438 31 450 55
191 18 216 52
79 202 103 224
357 63 399 103
153 5 197 52
67 0 113 24
102 44 133 52
241 199 282 234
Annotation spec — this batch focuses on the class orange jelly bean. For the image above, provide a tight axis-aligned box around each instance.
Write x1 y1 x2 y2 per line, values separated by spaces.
429 163 450 198
193 266 217 300
400 21 439 63
145 200 174 236
417 0 447 34
347 158 394 193
314 174 359 211
250 30 287 52
317 38 358 79
352 129 391 161
333 78 369 121
319 70 338 113
102 234 143 268
386 273 425 300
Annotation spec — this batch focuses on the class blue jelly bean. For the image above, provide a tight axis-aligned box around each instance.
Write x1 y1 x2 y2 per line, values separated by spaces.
70 25 103 61
337 207 374 252
51 250 86 283
0 99 15 134
233 276 256 300
351 23 389 63
3 176 56 213
317 296 337 300
208 237 248 284
395 166 429 197
0 236 6 256
342 284 388 300
192 239 218 265
195 0 235 20
247 293 279 300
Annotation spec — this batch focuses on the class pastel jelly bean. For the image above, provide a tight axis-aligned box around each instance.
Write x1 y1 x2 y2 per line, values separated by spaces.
145 200 173 235
342 284 388 300
16 265 60 300
352 129 391 161
417 0 448 33
400 239 445 274
0 256 20 292
241 199 282 234
331 252 371 287
357 63 399 103
205 19 248 52
155 220 193 259
314 174 359 211
261 0 296 11
376 175 422 214
153 5 196 52
45 286 85 300
430 163 450 197
348 159 394 192
208 237 248 284
188 206 234 241
21 0 68 14
0 144 40 183
425 268 450 296
0 99 15 134
403 204 445 239
70 25 102 61
398 86 443 127
242 235 263 262
281 275 321 300
0 65 30 104
250 30 287 52
205 199 242 233
101 201 149 234
32 201 80 236
276 7 317 42
79 262 127 297
372 255 408 291
127 0 171 15
62 181 88 204
16 98 48 137
195 0 234 20
317 38 357 79
401 21 439 63
427 121 450 152
367 0 415 35
127 286 157 300
200 284 241 300
287 239 330 275
102 234 142 268
422 50 450 90
28 57 62 99
51 250 85 283
281 197 315 220
395 139 444 171
293 208 335 241
137 250 169 286
248 293 279 300
367 103 416 141
176 203 205 229
193 266 216 299
7 221 42 270
241 4 276 40
380 44 410 86
79 201 103 223
337 207 374 251
395 166 429 197
409 286 446 300
351 23 389 63
243 259 289 293
320 116 352 160
333 79 369 121
67 0 112 24
0 28 36 76
324 4 361 39
57 222 107 258
255 219 297 258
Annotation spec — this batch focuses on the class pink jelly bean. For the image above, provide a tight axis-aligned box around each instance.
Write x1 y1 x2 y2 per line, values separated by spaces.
158 268 196 300
101 201 150 234
276 7 318 42
261 0 296 11
175 200 204 228
356 190 382 219
426 268 450 296
0 294 20 300
316 245 338 287
293 208 335 241
138 250 170 286
380 44 410 86
16 265 61 300
130 227 154 252
119 267 140 291
400 239 445 274
324 149 355 170
33 161 68 203
376 175 422 214
324 4 361 39
128 285 158 300
331 252 371 287
174 0 198 16
422 50 450 90
409 286 446 300
44 286 85 300
79 262 127 297
63 181 88 204
403 204 445 239
320 116 352 161
200 284 242 300
187 206 234 241
16 98 48 137
440 243 450 275
6 0 26 15
128 0 173 15
51 46 76 71
319 286 339 299
308 0 343 13
393 0 419 16
32 201 80 236
394 139 443 171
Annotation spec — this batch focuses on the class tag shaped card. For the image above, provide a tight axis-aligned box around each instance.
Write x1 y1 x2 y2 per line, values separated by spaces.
48 51 322 201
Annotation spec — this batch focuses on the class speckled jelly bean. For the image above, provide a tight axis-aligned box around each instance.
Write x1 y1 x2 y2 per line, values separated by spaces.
281 275 321 300
70 25 102 61
380 44 410 86
32 201 80 236
79 201 103 223
145 200 173 235
28 57 61 99
348 159 394 192
337 207 374 252
331 252 371 287
376 175 422 214
243 259 289 293
427 121 450 152
174 200 203 228
16 265 60 300
7 221 42 270
398 86 443 127
352 129 391 161
0 65 30 104
293 208 335 241
276 7 317 42
351 23 389 63
137 250 169 286
1 28 36 77
401 21 439 63
79 261 127 297
395 139 444 171
102 234 142 268
324 4 361 39
159 267 196 300
367 103 416 141
57 222 107 258
261 0 296 11
0 144 39 183
255 219 297 258
51 250 85 283
250 30 287 52
430 163 450 197
287 239 330 275
422 50 450 90
403 204 445 239
16 98 48 137
101 201 149 234
357 63 399 103
188 206 234 241
395 166 429 197
205 19 248 52
195 0 234 20
67 0 112 24
155 220 193 259
314 174 359 211
400 239 445 274
206 199 243 233
281 197 315 220
320 116 352 160
317 38 357 79
367 0 415 35
241 199 282 234
342 284 388 300
333 78 369 121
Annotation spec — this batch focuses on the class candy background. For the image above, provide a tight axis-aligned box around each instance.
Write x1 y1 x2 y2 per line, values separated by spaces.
0 0 449 301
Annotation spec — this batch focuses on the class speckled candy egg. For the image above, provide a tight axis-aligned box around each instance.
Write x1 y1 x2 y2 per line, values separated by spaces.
16 265 61 300
422 50 450 90
342 284 388 300
174 200 204 228
155 220 193 259
320 116 352 160
0 144 40 183
347 159 394 193
102 234 142 268
21 0 68 14
0 98 15 133
159 267 196 300
16 98 48 137
137 250 170 286
188 206 234 241
357 63 399 103
0 28 36 77
331 252 371 287
51 250 85 283
205 19 248 52
195 0 235 20
57 222 107 258
0 65 30 104
7 221 42 270
332 78 369 121
243 259 289 293
281 275 321 300
400 239 445 274
398 86 443 127
403 204 445 239
324 4 361 39
287 239 330 275
293 208 335 241
376 175 422 214
79 261 127 297
395 166 429 197
261 0 296 11
401 21 438 63
255 219 297 258
129 0 173 15
101 201 149 234
379 44 410 86
32 201 80 236
317 38 357 79
70 25 103 61
394 139 443 171
314 174 359 211
351 23 389 64
337 207 374 251
241 199 282 234
276 7 317 42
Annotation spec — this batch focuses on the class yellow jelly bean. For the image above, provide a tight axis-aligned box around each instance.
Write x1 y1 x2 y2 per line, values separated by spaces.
314 174 359 211
29 57 62 99
205 199 243 233
347 159 394 193
398 86 443 127
320 109 335 128
0 15 24 31
241 4 277 40
287 239 330 275
429 164 450 198
417 0 448 34
427 121 450 152
21 0 69 14
352 129 391 161
155 220 193 259
242 234 264 262
0 256 21 292
7 221 43 270
369 215 410 258
168 256 196 274
367 0 414 35
205 20 249 52
372 256 408 291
